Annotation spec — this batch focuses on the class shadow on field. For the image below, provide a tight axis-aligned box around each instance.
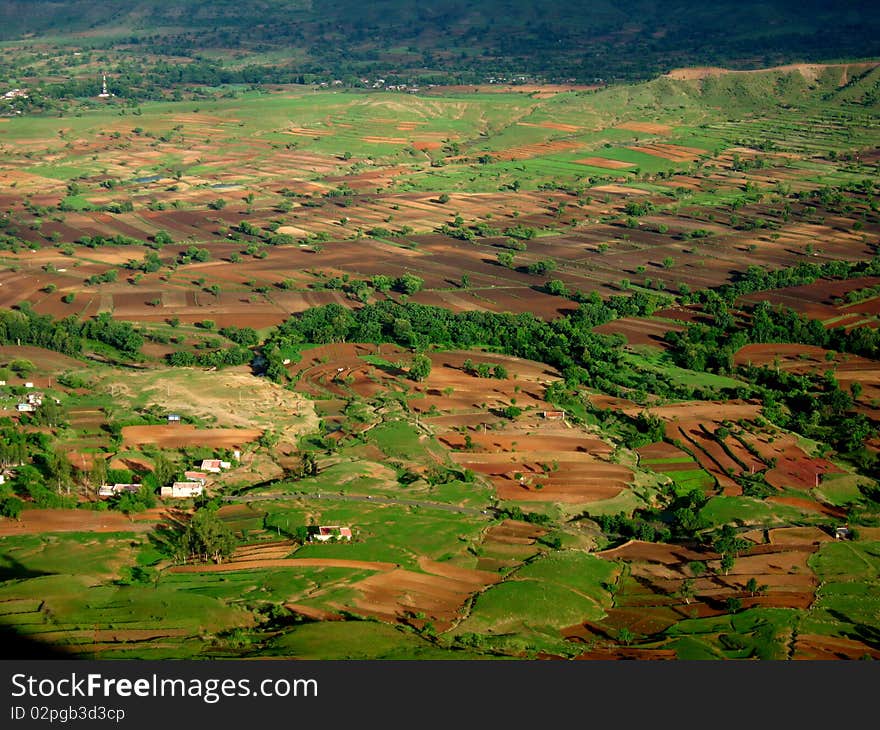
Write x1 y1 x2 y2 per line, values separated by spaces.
0 623 73 659
0 554 53 581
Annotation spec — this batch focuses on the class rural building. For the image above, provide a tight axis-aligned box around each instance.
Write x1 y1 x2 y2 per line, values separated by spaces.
98 483 141 498
3 89 28 99
835 526 852 540
0 474 4 485
542 410 566 420
200 459 231 473
310 525 353 542
16 403 36 413
167 414 181 424
161 482 205 499
184 470 208 484
24 382 34 389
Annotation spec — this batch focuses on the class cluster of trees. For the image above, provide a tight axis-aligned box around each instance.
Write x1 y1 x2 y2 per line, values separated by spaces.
692 257 880 307
160 505 238 565
165 345 252 368
0 306 142 357
665 297 878 455
667 296 880 373
462 359 507 379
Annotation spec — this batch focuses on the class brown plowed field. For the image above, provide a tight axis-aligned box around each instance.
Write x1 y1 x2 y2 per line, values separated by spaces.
121 425 262 448
592 316 684 347
767 496 847 518
626 143 705 161
452 451 631 503
596 540 709 564
615 122 673 135
736 431 844 491
767 526 833 545
349 562 501 630
0 507 165 535
793 634 880 660
0 345 84 374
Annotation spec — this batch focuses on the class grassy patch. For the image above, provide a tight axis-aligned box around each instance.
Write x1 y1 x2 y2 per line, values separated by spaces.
700 496 813 527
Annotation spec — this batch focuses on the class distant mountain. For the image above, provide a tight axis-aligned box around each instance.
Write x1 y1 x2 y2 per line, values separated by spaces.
3 0 879 82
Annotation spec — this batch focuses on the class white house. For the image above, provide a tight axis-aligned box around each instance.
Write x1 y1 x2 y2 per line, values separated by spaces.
310 525 353 542
16 403 36 413
199 459 231 473
98 483 141 498
161 482 204 499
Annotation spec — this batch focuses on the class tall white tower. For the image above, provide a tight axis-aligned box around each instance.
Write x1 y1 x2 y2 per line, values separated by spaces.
98 73 111 98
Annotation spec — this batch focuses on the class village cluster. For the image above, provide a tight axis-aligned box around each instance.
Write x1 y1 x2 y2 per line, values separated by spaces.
96 455 236 500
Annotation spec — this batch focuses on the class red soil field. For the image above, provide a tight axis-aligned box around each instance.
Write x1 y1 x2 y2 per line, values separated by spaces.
596 540 709 564
439 432 612 454
0 345 83 375
767 495 847 518
736 431 844 491
766 526 833 545
592 316 684 347
0 507 165 536
625 143 705 162
121 424 262 448
737 276 880 324
348 560 501 631
793 634 880 660
615 122 673 135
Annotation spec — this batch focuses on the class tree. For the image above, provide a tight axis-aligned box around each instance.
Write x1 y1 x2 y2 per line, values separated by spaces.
720 552 736 576
409 353 432 382
725 596 743 614
396 274 424 295
153 230 173 245
151 452 174 488
46 448 73 495
371 274 394 293
678 577 696 605
90 456 108 489
712 524 750 576
298 451 319 477
0 497 24 520
497 251 515 268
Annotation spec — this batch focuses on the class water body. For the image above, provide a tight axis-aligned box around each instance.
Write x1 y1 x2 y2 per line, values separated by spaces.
132 175 161 183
